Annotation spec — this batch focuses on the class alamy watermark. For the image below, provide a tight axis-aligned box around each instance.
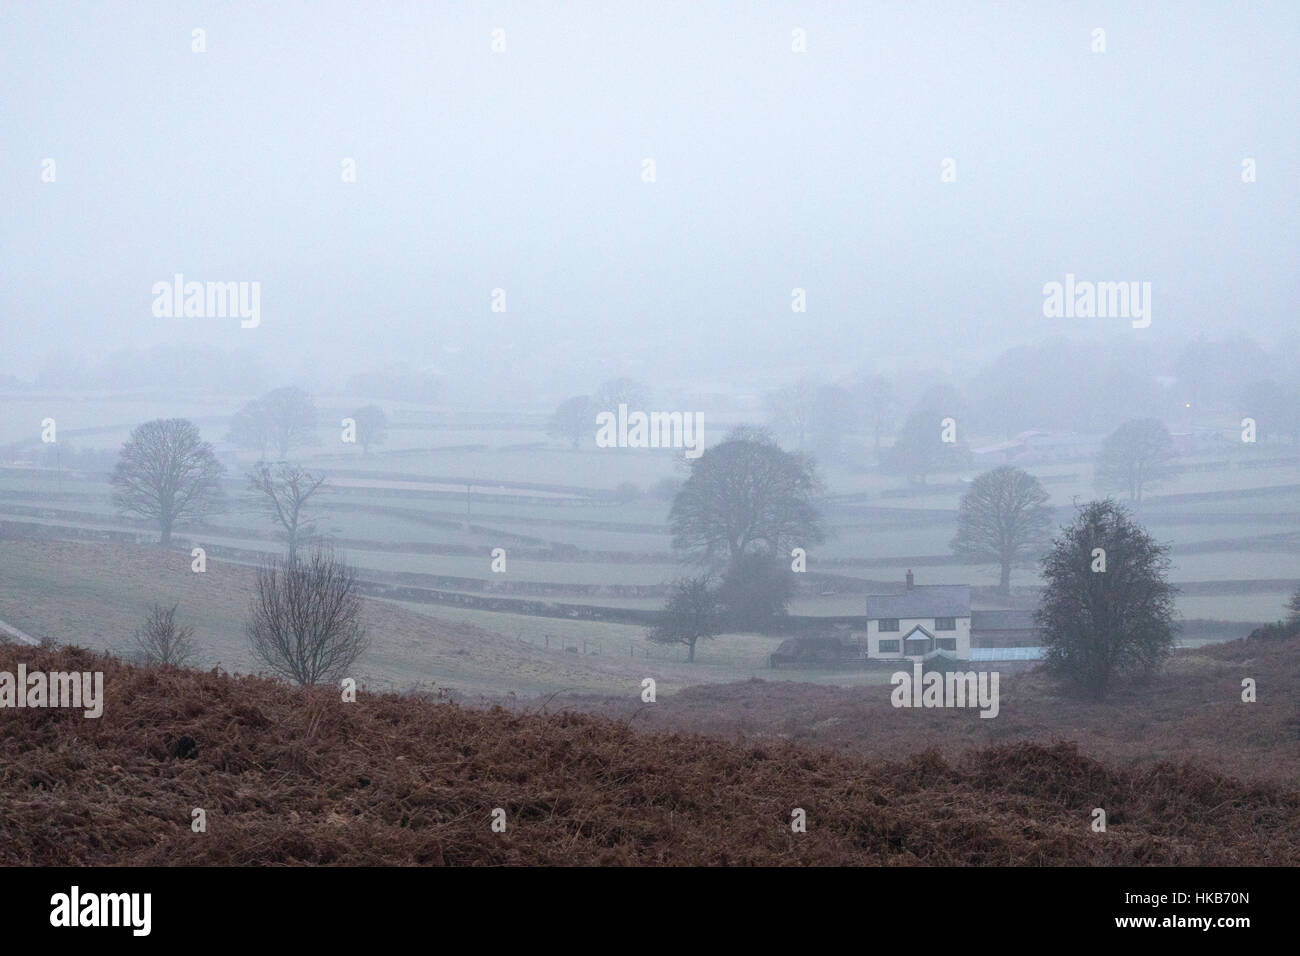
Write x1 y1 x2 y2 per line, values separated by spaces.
0 664 103 718
890 661 999 718
151 273 260 328
1042 273 1151 328
50 886 150 936
595 404 703 459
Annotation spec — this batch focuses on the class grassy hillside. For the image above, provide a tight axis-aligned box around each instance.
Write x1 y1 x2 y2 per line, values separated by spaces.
557 634 1300 785
4 401 1300 633
3 398 1296 703
0 538 897 697
2 642 1297 866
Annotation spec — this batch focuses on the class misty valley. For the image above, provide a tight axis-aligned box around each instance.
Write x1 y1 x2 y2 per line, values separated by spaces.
0 0 1294 931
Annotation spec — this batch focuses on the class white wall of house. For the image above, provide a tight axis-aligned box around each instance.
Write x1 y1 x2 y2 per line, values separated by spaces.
866 616 971 660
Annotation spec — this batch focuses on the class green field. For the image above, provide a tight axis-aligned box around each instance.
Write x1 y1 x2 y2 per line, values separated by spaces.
1 392 1294 695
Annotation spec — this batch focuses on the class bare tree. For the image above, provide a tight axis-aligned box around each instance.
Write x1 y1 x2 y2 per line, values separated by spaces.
764 378 818 452
649 575 721 662
131 602 194 666
248 462 327 558
547 395 594 449
888 385 967 485
246 544 369 686
669 431 826 567
111 418 226 544
226 400 272 460
851 370 897 461
952 466 1053 594
593 377 650 411
351 404 389 454
1096 418 1179 503
229 387 318 460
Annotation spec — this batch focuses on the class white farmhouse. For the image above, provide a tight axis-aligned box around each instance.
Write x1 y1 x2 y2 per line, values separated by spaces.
865 570 971 660
769 570 1044 669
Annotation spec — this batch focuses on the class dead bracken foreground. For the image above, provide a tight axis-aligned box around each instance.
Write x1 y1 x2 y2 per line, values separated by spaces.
1 644 1298 865
553 635 1300 786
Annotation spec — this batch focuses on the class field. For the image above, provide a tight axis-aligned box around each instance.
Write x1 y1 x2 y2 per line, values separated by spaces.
2 390 1299 701
0 538 901 698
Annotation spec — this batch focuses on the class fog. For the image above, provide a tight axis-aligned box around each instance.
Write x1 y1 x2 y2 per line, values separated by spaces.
1 1 1299 881
2 2 1296 403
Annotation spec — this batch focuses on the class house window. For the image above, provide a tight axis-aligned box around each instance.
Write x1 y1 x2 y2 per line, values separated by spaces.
935 617 956 631
878 639 900 653
878 619 900 632
936 638 957 651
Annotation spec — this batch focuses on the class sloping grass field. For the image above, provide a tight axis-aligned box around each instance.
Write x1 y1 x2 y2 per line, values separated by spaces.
2 394 1298 702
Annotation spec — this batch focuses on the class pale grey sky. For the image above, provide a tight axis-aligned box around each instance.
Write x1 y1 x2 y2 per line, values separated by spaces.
2 1 1296 399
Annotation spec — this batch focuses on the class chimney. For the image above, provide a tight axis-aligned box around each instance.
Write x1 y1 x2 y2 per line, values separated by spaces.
905 569 914 590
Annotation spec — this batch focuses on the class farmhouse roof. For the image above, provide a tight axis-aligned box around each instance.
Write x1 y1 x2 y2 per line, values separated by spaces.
866 585 970 620
971 609 1040 631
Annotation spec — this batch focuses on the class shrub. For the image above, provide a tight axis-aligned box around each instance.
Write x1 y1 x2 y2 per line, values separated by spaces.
246 544 368 685
131 602 194 666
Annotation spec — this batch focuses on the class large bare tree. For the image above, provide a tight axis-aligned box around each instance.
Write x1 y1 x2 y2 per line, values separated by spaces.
226 400 272 460
111 418 226 544
593 377 650 411
546 395 594 449
1095 418 1179 503
248 462 327 558
669 429 825 567
228 386 318 460
952 466 1053 594
888 384 966 485
764 378 818 452
763 377 855 459
850 370 897 461
246 544 368 686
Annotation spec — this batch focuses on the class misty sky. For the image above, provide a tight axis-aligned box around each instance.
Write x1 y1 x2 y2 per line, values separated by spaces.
1 1 1296 399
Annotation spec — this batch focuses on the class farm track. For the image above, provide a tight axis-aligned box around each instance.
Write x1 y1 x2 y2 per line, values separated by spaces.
0 618 39 646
